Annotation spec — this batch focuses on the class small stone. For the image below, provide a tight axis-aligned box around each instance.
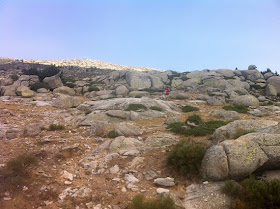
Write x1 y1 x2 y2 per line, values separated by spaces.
121 187 127 192
22 186 28 191
156 188 170 195
61 171 74 181
109 165 120 174
3 197 11 201
154 177 175 187
64 181 72 185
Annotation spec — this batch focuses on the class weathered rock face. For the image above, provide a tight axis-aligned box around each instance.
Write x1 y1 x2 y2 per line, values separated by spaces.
202 133 280 180
232 95 259 107
266 84 277 96
53 94 84 108
43 74 63 90
248 65 257 70
53 86 75 96
115 123 143 137
13 75 39 87
241 70 263 82
215 69 235 78
115 85 129 96
23 123 42 137
213 120 278 143
213 110 241 121
109 136 143 152
16 86 35 98
183 182 231 209
125 72 151 89
267 76 280 94
1 85 17 96
201 145 229 180
223 138 268 179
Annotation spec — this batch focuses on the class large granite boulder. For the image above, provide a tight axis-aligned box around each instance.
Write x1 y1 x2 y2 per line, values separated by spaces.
267 76 280 94
43 74 63 90
266 84 277 96
53 94 84 108
215 69 234 78
232 95 259 106
115 123 143 136
125 71 151 89
241 70 264 82
202 133 280 180
213 120 278 143
115 85 129 96
109 136 143 152
13 75 39 87
53 86 75 96
212 110 241 121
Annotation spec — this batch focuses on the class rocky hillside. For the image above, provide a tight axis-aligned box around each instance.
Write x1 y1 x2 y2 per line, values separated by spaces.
0 58 163 72
1 60 280 209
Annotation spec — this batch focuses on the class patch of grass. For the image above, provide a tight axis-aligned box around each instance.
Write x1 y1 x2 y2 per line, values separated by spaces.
186 114 203 125
250 84 266 90
167 139 206 175
86 81 105 86
221 176 280 209
64 83 76 88
150 106 163 111
267 101 274 106
107 130 119 138
125 104 147 111
88 85 100 92
167 122 185 134
48 124 65 131
10 74 19 81
142 88 163 93
182 105 199 112
221 180 242 198
129 194 176 209
84 110 92 115
0 154 37 189
30 82 50 91
223 104 248 113
234 129 255 139
167 116 228 137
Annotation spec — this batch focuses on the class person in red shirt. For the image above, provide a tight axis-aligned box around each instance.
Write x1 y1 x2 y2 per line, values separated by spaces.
164 88 170 100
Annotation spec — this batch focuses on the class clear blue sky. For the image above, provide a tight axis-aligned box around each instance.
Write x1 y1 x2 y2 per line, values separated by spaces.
0 0 279 72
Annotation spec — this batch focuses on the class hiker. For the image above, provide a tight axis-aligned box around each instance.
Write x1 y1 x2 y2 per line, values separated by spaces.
164 88 170 100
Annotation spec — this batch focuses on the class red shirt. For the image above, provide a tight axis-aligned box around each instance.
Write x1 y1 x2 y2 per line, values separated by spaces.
165 89 170 95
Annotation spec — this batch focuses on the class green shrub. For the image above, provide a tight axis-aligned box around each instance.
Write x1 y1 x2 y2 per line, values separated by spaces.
250 84 266 90
234 129 255 139
267 101 274 106
126 104 147 111
10 74 19 81
65 83 76 88
223 104 248 113
0 154 37 188
167 139 206 175
186 114 203 125
30 82 50 91
150 106 163 111
222 176 280 209
84 110 92 115
129 194 176 209
107 130 119 138
221 180 242 198
88 85 100 92
167 122 185 134
23 65 60 81
182 105 199 112
48 124 65 131
22 67 40 76
167 117 228 137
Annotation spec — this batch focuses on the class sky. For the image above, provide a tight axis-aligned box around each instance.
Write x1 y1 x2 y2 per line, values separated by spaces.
0 0 280 72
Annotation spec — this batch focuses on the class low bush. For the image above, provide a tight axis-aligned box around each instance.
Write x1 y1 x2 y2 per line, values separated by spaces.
182 105 199 112
23 65 60 81
221 180 242 198
186 114 203 125
48 124 65 131
88 85 100 92
129 194 176 209
223 104 248 113
65 83 76 88
10 74 19 81
150 106 163 111
0 154 37 189
167 115 228 136
107 130 119 138
126 104 147 111
234 129 255 139
84 110 92 115
221 176 280 209
30 82 50 91
167 139 206 175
